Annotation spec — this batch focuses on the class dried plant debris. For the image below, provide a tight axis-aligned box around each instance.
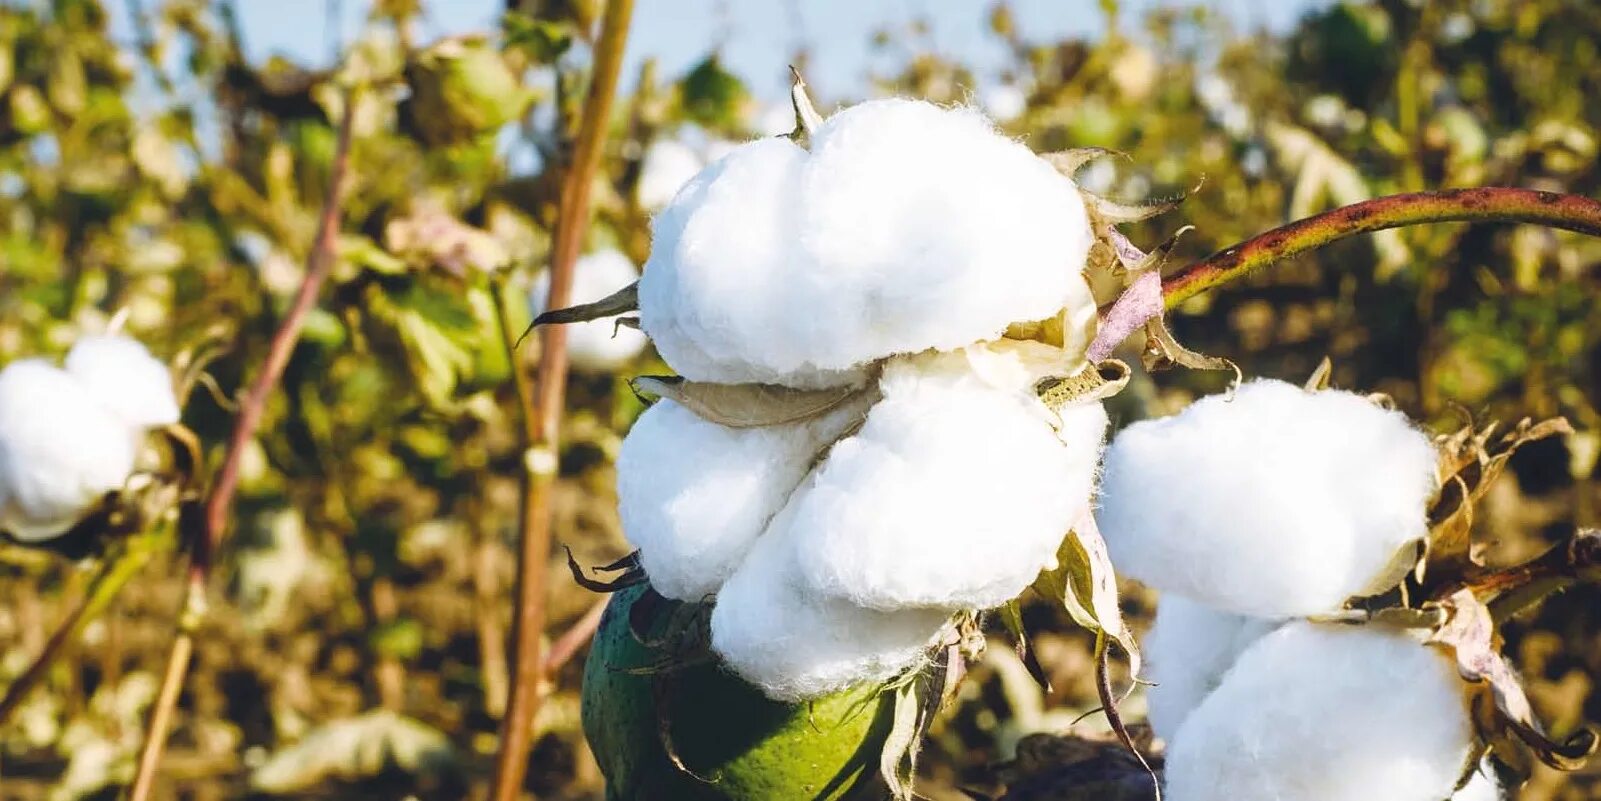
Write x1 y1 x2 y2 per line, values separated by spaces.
1421 415 1575 585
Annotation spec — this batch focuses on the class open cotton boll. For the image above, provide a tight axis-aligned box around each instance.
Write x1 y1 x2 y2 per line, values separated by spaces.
1143 593 1279 743
529 250 649 372
1164 622 1473 801
617 393 870 602
636 139 704 210
790 342 1107 612
640 137 865 389
0 360 138 541
1097 379 1438 617
65 335 180 429
641 100 1092 387
710 502 953 702
795 99 1092 363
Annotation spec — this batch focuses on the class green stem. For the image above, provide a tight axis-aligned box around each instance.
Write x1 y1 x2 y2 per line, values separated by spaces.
1162 188 1601 307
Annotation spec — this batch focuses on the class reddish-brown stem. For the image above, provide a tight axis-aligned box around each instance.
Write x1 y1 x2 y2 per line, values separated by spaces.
1162 188 1601 307
488 2 634 796
543 595 609 676
125 94 358 801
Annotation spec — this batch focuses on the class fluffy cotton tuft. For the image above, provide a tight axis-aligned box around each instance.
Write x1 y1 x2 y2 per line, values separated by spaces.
637 139 705 210
641 99 1092 387
709 502 953 701
617 394 870 602
0 360 138 541
65 335 180 428
529 250 650 372
1143 593 1279 743
1164 622 1473 801
1097 379 1438 617
790 342 1107 612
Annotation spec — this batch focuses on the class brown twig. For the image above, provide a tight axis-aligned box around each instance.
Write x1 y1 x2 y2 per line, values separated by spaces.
543 595 609 676
124 93 358 801
487 1 634 796
1162 188 1601 307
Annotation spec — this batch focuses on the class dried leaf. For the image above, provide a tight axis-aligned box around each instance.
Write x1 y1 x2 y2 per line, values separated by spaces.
1425 417 1575 583
1094 632 1160 801
1033 514 1143 701
1044 147 1124 176
1427 590 1598 772
630 375 876 429
1036 360 1131 418
1143 315 1239 382
1304 357 1334 391
997 601 1052 693
1081 190 1184 226
564 546 647 593
524 280 639 337
879 681 923 801
1089 271 1163 362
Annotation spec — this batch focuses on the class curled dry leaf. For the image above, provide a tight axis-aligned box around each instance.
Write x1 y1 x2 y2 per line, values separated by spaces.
1423 416 1575 585
1032 513 1153 790
564 546 647 593
629 375 877 429
523 279 639 336
1035 360 1131 419
1424 589 1598 776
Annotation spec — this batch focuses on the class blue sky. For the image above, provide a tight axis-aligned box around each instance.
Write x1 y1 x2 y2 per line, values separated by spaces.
108 0 1327 102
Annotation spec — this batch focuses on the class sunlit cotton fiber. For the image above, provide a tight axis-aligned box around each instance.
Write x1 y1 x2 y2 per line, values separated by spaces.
617 394 870 602
1097 379 1438 617
640 99 1092 387
65 334 180 428
790 342 1107 612
1142 593 1279 743
0 360 138 541
1164 621 1473 801
529 249 649 372
709 502 953 702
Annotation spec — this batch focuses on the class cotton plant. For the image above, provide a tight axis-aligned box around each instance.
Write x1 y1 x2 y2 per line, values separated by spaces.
0 333 181 544
1097 367 1597 801
543 77 1187 799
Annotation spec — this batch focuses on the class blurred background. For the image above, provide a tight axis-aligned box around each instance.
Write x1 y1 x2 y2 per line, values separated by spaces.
1 0 1598 798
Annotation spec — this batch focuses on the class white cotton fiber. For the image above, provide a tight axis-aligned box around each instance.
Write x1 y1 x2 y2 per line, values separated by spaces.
640 99 1093 387
1143 593 1279 743
616 392 870 602
1164 621 1473 801
0 360 138 541
1097 379 1438 617
65 334 180 428
789 342 1107 612
636 139 704 210
529 249 649 372
709 502 953 702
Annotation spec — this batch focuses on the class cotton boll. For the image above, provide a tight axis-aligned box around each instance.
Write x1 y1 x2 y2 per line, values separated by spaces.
617 392 870 602
1097 379 1438 617
636 139 704 210
65 335 180 428
640 137 865 389
1164 622 1473 801
640 101 1093 387
709 503 953 702
529 249 649 372
796 99 1093 363
0 360 138 541
1143 594 1279 743
790 342 1107 612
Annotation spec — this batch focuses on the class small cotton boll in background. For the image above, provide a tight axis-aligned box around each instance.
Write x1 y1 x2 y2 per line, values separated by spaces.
979 83 1028 122
640 137 864 389
1164 622 1473 801
1142 593 1279 743
65 334 180 428
791 342 1107 612
636 139 704 210
617 393 871 602
0 360 138 541
529 250 649 372
1097 379 1438 617
709 502 953 702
